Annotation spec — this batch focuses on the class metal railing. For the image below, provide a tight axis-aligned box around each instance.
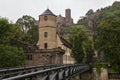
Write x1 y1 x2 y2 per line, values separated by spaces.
2 64 89 80
0 64 65 79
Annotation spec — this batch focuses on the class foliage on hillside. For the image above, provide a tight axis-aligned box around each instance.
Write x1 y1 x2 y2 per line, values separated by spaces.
77 9 100 31
77 1 120 72
96 1 120 73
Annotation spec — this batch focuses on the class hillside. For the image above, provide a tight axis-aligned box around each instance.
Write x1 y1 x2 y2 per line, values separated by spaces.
77 1 120 32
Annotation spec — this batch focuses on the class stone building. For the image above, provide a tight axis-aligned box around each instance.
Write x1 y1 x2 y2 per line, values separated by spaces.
57 9 73 31
25 9 74 66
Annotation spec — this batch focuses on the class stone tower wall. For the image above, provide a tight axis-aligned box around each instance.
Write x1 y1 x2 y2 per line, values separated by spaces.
38 15 57 49
65 9 71 19
39 15 56 27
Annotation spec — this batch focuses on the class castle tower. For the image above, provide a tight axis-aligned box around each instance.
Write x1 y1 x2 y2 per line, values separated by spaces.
38 9 57 49
65 9 73 26
65 8 71 21
36 9 64 65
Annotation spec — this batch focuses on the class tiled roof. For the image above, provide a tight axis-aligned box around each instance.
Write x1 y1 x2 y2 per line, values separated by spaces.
57 32 72 49
41 9 56 16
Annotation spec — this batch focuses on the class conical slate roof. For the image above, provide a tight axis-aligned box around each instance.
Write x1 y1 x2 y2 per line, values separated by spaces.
41 9 56 16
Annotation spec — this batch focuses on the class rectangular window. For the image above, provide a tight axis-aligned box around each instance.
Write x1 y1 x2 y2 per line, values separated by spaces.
44 43 47 49
44 32 48 37
26 54 32 60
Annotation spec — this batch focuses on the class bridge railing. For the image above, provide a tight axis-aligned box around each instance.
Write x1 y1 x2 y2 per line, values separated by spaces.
2 64 89 80
0 64 66 79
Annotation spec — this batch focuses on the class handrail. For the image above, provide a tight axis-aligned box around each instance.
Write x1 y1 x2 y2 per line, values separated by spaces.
0 64 66 79
0 64 63 73
2 64 89 80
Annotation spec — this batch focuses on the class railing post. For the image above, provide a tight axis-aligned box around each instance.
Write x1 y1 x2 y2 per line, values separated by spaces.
46 72 50 80
55 70 59 80
30 75 37 80
71 68 74 76
62 70 66 80
68 67 71 80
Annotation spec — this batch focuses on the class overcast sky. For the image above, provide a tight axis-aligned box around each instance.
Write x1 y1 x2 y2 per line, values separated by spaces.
0 0 119 23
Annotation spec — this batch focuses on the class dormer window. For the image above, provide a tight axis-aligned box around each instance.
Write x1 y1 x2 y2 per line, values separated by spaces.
44 16 48 21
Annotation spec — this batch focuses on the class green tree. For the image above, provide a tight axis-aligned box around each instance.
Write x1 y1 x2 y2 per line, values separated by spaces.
16 15 36 33
0 45 25 68
67 25 93 63
27 25 39 45
0 17 25 48
0 17 25 68
0 18 15 44
97 20 120 73
16 15 38 45
96 1 120 72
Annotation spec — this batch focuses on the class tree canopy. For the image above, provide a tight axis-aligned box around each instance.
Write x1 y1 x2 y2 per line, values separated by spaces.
0 18 25 68
16 15 38 45
62 25 94 63
0 15 39 68
0 45 25 68
16 15 36 33
96 1 120 72
76 1 120 72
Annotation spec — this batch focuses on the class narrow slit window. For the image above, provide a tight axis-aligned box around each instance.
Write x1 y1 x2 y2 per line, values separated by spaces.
44 16 48 21
44 43 48 49
44 32 48 37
